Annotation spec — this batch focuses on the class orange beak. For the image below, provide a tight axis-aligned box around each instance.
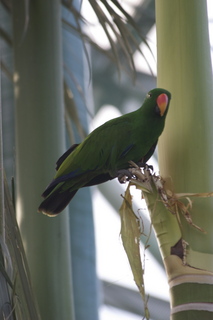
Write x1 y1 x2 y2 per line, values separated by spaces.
156 93 169 116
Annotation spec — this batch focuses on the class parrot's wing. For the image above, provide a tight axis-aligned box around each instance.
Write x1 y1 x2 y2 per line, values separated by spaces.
56 143 79 170
55 117 135 177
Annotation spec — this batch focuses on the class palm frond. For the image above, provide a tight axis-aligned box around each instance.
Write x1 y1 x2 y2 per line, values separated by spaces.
0 0 12 11
64 81 87 144
0 27 12 46
88 0 122 74
63 0 153 76
0 61 13 81
62 17 117 63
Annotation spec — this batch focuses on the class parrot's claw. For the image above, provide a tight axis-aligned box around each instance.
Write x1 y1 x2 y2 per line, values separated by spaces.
116 169 133 184
145 164 154 172
136 162 153 172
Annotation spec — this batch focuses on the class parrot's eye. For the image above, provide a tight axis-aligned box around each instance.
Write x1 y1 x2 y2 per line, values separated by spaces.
146 93 152 98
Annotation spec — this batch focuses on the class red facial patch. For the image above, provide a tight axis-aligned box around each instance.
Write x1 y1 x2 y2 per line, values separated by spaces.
156 93 169 116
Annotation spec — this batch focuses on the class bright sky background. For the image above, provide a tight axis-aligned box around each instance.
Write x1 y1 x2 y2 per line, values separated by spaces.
82 1 213 319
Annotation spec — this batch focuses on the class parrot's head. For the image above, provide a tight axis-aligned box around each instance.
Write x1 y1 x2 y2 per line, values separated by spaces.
144 88 171 119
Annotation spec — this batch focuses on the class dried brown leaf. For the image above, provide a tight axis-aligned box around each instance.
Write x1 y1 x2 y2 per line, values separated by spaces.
119 184 150 319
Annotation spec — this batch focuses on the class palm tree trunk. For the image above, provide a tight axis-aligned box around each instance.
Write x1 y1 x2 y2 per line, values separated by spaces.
154 0 213 318
12 1 74 319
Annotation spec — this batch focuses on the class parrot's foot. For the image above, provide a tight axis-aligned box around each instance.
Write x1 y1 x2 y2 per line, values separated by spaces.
126 161 153 183
116 169 133 184
116 162 153 184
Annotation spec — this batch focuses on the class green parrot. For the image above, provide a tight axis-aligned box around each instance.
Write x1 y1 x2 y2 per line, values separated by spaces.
38 88 171 216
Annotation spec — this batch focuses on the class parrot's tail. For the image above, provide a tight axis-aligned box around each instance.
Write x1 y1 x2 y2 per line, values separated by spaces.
38 188 78 216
